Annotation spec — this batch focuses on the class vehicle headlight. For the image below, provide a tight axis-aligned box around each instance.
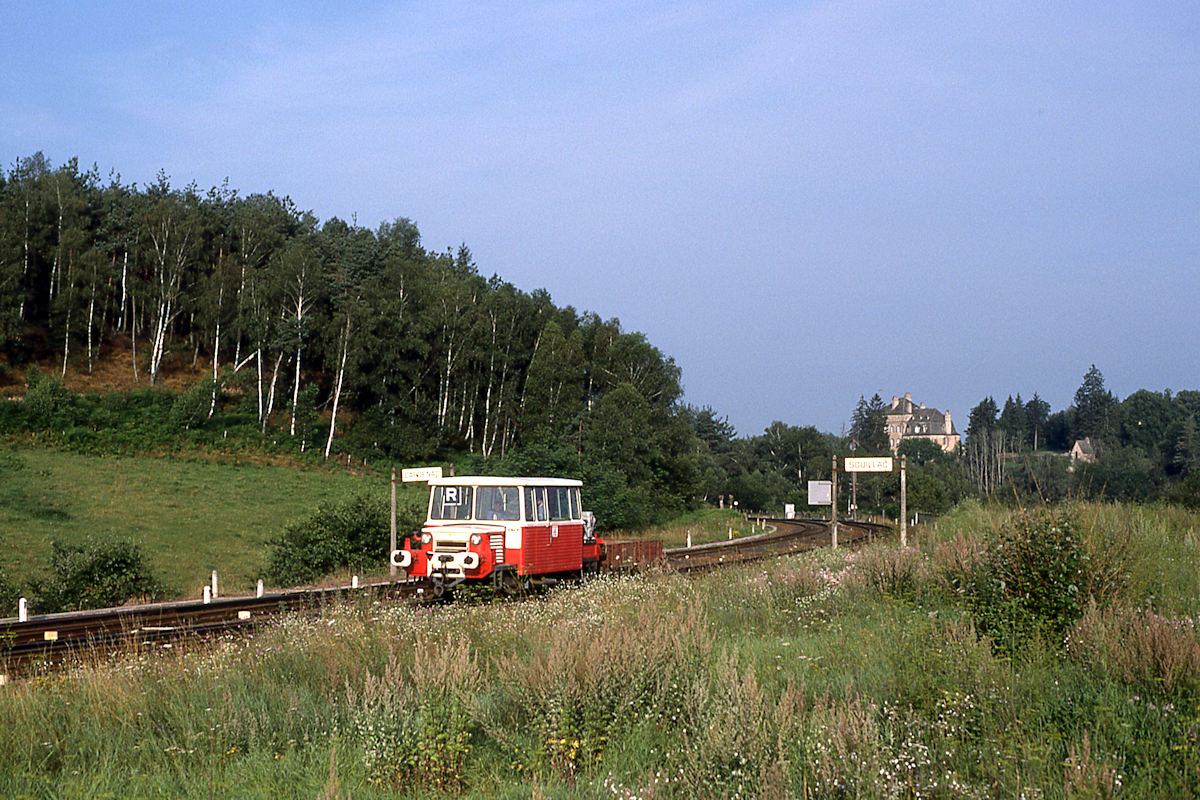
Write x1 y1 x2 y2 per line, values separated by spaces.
470 533 483 546
420 532 432 545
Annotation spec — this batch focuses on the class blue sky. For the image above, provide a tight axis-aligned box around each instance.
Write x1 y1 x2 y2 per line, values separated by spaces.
3 1 1198 435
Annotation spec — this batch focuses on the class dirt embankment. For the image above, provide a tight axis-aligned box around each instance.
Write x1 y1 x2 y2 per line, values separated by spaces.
1 334 212 398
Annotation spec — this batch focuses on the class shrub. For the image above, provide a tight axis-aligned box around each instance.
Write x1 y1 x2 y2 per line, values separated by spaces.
33 537 165 613
265 491 424 586
22 365 71 427
167 378 215 431
1165 472 1200 510
964 508 1126 654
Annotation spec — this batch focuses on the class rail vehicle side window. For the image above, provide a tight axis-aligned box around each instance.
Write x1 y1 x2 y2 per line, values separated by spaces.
431 485 473 520
548 487 572 522
570 488 581 520
525 487 549 522
476 485 520 521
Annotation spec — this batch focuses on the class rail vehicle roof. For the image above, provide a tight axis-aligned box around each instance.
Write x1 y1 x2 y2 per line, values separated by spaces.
428 475 582 488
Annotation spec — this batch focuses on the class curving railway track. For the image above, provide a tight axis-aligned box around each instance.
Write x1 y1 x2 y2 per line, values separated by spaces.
1 517 891 681
665 517 888 571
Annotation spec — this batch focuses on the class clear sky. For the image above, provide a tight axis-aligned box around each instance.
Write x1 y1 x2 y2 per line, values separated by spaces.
3 1 1198 436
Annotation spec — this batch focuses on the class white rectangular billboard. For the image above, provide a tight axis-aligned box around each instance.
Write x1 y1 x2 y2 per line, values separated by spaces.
808 480 832 505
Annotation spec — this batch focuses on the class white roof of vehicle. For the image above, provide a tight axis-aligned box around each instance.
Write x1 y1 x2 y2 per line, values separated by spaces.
429 475 582 488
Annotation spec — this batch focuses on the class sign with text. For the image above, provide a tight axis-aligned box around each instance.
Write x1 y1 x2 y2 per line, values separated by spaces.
808 481 832 505
843 457 894 473
401 466 443 482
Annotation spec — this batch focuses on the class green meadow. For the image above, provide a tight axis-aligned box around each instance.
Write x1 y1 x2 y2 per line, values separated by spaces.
0 447 397 603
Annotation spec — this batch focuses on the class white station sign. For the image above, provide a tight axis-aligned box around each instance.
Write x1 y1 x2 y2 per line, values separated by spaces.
401 466 443 482
843 457 894 473
808 480 832 505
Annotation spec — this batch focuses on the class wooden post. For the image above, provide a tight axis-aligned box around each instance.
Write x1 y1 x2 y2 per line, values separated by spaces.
390 468 398 577
900 456 908 548
831 456 838 549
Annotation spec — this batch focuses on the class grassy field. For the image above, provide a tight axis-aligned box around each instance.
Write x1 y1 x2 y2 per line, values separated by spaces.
0 446 405 603
2 501 1199 798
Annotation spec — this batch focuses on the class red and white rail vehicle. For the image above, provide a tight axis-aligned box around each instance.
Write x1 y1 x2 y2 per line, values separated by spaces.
390 476 603 591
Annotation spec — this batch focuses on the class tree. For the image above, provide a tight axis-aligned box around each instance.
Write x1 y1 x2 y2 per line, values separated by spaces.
137 173 201 384
1073 365 1118 446
849 393 888 454
966 396 999 443
965 397 1005 494
1119 389 1175 454
1024 393 1050 451
999 395 1028 450
897 436 949 466
584 382 656 485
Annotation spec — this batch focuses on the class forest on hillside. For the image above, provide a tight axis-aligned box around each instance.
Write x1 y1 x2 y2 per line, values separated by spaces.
1 153 1198 527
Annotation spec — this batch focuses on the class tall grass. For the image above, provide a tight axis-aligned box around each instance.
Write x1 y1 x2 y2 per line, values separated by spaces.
1 502 1198 798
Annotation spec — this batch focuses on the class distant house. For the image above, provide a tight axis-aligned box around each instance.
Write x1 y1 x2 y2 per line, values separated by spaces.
884 393 960 454
1069 437 1098 464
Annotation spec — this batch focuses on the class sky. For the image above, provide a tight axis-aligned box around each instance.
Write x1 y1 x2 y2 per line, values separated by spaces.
3 1 1198 436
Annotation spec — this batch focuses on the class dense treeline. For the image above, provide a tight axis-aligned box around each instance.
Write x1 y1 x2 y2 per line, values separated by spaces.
960 366 1200 506
2 154 1197 532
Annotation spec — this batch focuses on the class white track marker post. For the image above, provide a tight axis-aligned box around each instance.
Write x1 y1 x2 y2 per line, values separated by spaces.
900 456 908 548
211 570 219 599
18 597 27 622
686 530 692 548
203 586 211 604
831 456 838 549
256 579 264 598
352 575 359 589
390 468 398 577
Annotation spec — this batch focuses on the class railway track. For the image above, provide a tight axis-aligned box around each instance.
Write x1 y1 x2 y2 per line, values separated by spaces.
665 517 887 571
1 517 891 681
0 580 423 680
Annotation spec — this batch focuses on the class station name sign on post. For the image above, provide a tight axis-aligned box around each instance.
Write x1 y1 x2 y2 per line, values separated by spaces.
401 466 444 483
842 457 894 473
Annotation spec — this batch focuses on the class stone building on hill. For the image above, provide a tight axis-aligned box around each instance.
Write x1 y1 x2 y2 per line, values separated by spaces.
884 393 960 454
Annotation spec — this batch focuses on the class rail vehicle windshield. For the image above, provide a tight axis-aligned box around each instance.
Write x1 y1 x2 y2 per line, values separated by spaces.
524 486 578 522
430 485 473 520
475 485 520 521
